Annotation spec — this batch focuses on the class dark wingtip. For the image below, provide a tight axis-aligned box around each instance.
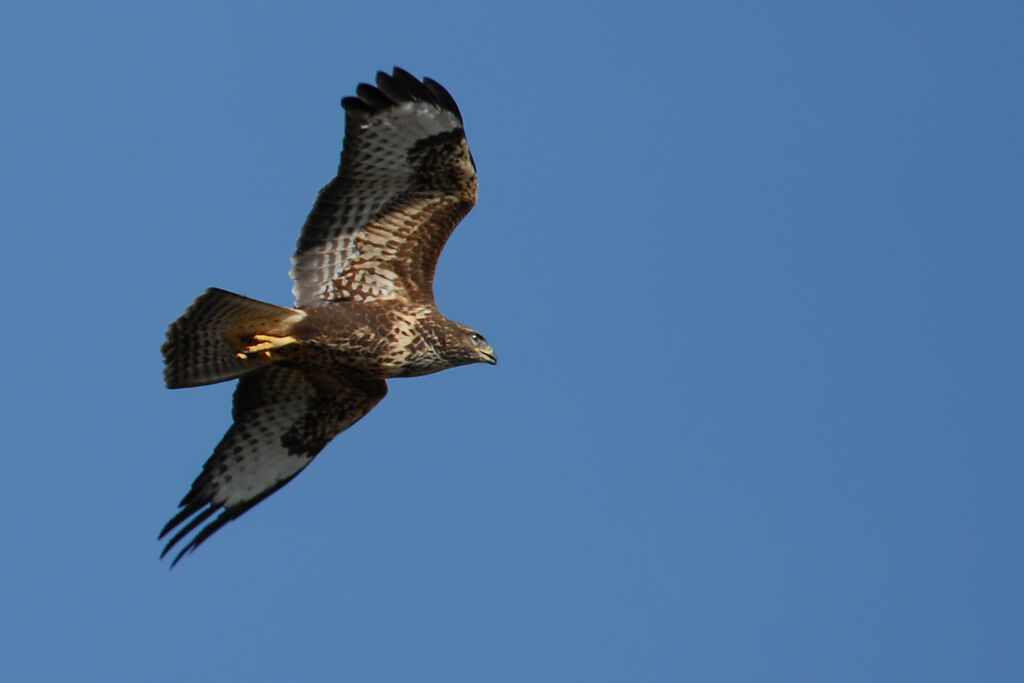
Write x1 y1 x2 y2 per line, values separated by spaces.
340 95 371 115
160 506 217 559
170 538 199 568
159 505 193 541
168 507 242 567
355 82 394 110
422 76 463 123
341 67 462 122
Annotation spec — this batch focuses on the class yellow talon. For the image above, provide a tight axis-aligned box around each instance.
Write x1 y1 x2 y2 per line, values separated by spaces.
247 334 297 352
237 334 297 359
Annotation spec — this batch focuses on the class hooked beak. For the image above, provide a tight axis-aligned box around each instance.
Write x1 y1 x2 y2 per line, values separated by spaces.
477 345 498 365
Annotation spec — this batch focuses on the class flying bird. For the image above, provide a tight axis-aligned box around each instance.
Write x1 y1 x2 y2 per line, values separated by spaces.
159 68 496 566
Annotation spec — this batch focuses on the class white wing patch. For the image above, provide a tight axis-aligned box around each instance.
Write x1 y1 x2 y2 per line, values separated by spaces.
207 390 315 509
290 70 473 309
159 367 386 565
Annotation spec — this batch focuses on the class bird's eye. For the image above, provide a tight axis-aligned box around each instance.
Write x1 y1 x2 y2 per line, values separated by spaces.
470 332 484 344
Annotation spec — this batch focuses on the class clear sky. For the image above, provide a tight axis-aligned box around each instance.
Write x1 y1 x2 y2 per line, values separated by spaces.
2 1 1022 681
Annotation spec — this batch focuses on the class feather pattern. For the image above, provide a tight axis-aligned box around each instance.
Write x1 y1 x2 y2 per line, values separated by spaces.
290 67 477 308
160 367 386 566
160 68 494 566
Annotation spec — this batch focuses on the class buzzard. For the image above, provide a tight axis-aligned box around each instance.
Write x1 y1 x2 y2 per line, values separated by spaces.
159 68 496 566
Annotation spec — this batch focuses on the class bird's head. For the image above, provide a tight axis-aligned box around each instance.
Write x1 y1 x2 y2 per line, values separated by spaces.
446 324 497 367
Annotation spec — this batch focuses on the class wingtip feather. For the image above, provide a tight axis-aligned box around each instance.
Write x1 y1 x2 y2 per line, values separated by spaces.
161 506 216 559
340 68 462 122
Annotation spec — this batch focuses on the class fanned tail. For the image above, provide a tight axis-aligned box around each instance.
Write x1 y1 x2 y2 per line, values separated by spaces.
162 288 305 388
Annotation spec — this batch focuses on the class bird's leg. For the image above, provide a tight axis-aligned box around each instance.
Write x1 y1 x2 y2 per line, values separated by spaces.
235 334 298 359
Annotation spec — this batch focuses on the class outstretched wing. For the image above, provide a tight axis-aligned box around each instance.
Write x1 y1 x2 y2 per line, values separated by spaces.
290 67 478 308
159 367 387 566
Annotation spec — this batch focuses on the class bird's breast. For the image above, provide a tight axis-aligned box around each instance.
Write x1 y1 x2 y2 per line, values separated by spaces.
290 303 446 378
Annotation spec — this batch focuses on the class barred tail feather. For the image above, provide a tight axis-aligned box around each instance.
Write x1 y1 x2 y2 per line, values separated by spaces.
162 288 305 389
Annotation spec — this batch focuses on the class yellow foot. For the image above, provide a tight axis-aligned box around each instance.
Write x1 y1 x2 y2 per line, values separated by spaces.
235 334 297 360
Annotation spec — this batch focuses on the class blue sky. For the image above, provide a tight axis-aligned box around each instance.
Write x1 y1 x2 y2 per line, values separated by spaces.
2 1 1022 681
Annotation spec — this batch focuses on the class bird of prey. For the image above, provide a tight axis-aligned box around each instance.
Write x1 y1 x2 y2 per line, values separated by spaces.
159 68 496 566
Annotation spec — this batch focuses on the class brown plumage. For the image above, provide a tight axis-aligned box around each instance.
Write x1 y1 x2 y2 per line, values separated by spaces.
159 68 497 566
